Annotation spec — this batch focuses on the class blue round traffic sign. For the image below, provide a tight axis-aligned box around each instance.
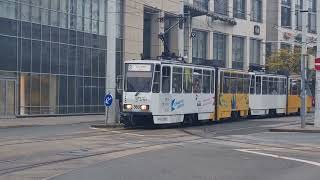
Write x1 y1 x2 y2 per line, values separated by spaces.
104 94 113 107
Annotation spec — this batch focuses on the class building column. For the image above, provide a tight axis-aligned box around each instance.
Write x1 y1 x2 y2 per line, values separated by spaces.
226 34 233 68
208 31 214 60
150 11 164 59
209 0 214 12
105 0 117 124
228 0 234 17
244 36 250 71
261 41 266 66
291 0 296 30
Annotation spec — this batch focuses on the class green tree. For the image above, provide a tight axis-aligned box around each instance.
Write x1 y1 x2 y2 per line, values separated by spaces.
265 49 301 75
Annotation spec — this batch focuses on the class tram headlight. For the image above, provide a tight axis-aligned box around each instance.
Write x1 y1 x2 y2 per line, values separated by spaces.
124 104 132 110
140 105 149 111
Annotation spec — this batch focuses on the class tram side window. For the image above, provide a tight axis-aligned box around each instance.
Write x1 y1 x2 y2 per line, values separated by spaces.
237 74 244 94
284 79 287 94
262 77 268 94
203 70 211 94
183 68 192 93
278 79 283 95
250 75 255 94
193 69 202 93
211 70 215 93
268 77 274 94
162 66 171 93
221 72 225 93
172 67 183 93
152 65 161 93
273 78 279 95
290 79 300 95
256 76 262 94
230 73 237 94
243 75 250 94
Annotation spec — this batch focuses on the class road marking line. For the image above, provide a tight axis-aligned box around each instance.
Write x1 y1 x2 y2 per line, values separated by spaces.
235 149 320 167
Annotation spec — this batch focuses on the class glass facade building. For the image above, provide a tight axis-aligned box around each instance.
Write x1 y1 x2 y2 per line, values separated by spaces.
0 0 122 116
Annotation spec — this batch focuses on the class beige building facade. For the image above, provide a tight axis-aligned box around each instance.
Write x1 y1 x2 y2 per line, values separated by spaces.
122 0 267 71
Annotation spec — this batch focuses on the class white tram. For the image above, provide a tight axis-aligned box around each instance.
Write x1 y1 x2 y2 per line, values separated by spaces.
120 59 313 127
249 73 287 116
121 60 216 126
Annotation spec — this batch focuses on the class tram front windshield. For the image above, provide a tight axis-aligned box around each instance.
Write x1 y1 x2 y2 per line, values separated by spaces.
125 64 153 93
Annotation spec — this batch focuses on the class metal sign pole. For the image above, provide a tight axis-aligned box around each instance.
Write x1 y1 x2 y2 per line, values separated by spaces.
104 93 113 126
105 107 109 126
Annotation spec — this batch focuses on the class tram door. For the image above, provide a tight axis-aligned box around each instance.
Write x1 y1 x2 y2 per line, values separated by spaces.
0 79 16 118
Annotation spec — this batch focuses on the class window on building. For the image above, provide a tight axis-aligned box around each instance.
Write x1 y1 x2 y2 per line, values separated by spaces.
308 0 316 33
281 0 291 28
251 0 262 22
250 39 261 65
194 0 209 11
143 10 152 59
213 33 226 67
233 0 246 19
214 0 228 16
232 36 244 69
296 0 303 30
192 30 207 61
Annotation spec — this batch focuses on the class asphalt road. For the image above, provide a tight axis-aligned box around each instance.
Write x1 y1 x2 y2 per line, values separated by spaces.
53 142 320 180
1 116 319 180
52 116 320 180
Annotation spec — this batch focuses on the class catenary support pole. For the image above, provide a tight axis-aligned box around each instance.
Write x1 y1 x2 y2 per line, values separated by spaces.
105 0 117 124
300 3 308 128
315 0 320 127
178 0 184 57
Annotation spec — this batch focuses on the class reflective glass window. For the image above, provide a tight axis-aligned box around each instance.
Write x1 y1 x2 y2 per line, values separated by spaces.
41 41 50 73
51 27 59 42
84 48 92 76
69 30 76 45
92 49 99 77
42 25 50 41
60 28 68 44
32 23 41 40
32 40 41 73
51 43 59 74
68 45 76 75
0 35 17 71
60 44 68 74
22 21 31 38
98 50 106 77
22 39 31 72
0 18 17 36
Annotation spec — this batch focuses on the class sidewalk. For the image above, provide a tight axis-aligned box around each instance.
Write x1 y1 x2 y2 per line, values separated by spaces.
0 115 107 129
270 123 320 133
